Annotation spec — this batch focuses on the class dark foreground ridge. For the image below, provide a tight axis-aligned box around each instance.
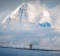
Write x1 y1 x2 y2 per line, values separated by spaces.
0 46 60 52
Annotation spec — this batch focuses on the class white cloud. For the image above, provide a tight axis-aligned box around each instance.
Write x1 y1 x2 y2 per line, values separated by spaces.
48 5 60 30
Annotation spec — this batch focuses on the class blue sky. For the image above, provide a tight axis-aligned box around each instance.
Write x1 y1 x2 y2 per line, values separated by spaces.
0 0 60 50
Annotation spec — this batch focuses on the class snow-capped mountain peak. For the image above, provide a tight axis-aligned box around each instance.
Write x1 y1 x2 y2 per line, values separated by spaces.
1 3 52 31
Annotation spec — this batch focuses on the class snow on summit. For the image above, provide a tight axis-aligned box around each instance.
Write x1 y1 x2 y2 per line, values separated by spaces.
1 2 56 31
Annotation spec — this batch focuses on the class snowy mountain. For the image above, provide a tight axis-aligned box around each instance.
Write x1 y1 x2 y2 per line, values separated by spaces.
0 3 60 50
1 3 52 31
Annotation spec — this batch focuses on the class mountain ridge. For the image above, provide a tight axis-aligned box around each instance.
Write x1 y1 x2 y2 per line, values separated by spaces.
1 3 52 31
